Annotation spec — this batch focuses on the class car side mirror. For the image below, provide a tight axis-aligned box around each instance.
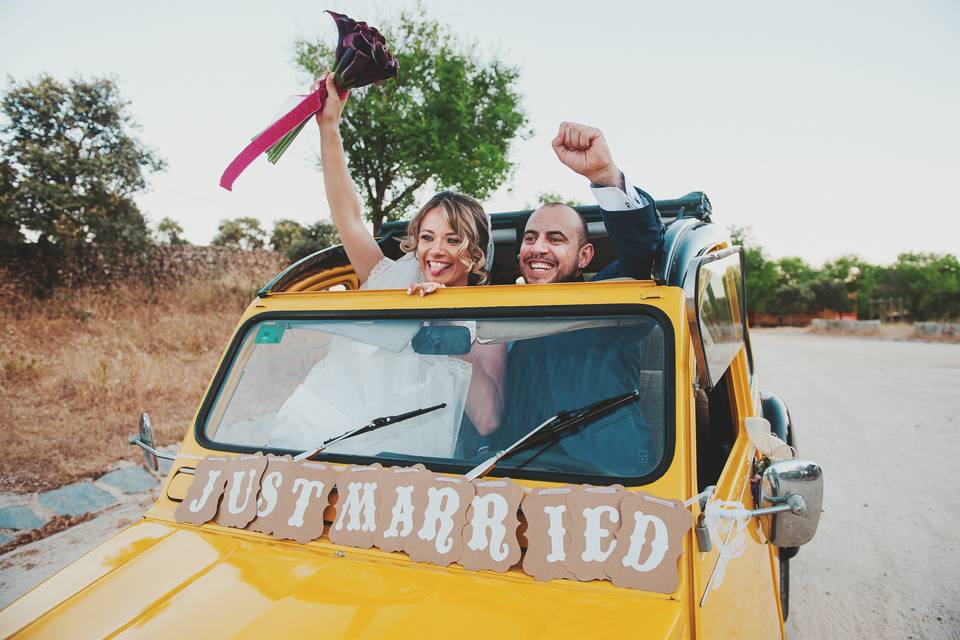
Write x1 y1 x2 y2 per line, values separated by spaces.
760 459 823 547
132 413 159 472
129 412 175 472
411 324 472 355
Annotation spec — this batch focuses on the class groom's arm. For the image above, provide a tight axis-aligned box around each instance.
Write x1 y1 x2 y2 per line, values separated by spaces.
551 122 664 280
590 173 664 280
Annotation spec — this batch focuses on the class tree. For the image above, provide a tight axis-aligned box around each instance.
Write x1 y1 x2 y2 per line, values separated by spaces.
212 216 266 250
0 76 165 267
880 253 960 320
155 217 188 245
285 220 341 262
270 218 306 255
532 192 581 208
729 226 778 316
295 6 530 232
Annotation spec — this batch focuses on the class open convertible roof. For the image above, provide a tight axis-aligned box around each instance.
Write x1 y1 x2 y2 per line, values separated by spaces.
259 191 723 295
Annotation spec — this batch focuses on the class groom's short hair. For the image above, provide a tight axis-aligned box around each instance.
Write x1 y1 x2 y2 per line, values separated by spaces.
536 202 590 248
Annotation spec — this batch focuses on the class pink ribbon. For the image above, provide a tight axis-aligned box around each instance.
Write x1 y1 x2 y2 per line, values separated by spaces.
219 85 345 191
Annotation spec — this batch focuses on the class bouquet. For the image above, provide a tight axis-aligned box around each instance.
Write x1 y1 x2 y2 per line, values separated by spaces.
220 11 398 191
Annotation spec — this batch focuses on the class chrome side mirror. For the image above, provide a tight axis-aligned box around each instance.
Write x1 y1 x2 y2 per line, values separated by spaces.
128 412 175 472
759 459 823 547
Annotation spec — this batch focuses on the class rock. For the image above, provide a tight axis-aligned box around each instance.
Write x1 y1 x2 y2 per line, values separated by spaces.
0 505 44 531
39 483 116 517
99 467 158 494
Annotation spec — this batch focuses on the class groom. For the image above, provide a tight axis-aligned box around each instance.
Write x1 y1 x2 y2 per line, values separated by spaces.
489 122 664 474
519 121 663 284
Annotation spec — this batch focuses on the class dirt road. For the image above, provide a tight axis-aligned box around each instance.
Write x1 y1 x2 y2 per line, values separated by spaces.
754 329 960 640
3 330 958 637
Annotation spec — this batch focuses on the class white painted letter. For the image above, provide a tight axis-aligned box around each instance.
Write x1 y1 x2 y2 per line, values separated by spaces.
255 470 283 518
384 485 416 539
466 493 509 561
188 469 222 513
621 511 669 572
335 481 378 532
544 504 568 563
581 505 619 562
417 486 459 554
226 469 258 515
288 478 326 528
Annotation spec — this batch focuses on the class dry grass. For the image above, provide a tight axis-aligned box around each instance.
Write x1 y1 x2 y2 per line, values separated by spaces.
0 254 285 493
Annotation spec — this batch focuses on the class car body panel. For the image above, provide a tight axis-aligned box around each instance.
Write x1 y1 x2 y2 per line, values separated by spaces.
1 242 795 638
4 520 688 640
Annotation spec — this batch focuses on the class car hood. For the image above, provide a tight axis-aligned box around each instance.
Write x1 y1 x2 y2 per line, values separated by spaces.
1 519 686 639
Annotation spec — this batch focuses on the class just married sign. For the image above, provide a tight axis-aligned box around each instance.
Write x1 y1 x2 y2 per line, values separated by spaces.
174 454 692 593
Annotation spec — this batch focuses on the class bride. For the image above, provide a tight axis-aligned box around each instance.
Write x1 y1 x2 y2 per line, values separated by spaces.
266 73 506 456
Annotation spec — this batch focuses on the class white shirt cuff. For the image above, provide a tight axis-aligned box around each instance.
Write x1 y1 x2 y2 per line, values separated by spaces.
590 172 649 211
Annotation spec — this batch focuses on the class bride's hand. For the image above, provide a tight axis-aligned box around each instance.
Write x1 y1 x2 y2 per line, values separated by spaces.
315 72 348 133
407 282 445 297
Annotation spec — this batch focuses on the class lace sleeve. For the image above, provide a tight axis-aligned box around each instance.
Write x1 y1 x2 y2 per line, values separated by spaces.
361 256 393 290
360 253 423 290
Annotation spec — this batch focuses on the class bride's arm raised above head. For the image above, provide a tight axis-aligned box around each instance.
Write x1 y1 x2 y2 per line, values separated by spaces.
316 72 385 285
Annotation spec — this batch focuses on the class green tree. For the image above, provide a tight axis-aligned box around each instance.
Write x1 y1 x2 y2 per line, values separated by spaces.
729 226 778 316
295 6 530 232
0 76 165 267
534 192 581 208
155 217 188 245
879 253 960 320
270 218 306 255
285 220 341 262
212 216 266 250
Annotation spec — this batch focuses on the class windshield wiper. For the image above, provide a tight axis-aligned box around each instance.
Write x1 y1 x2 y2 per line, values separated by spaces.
464 390 640 481
293 402 446 461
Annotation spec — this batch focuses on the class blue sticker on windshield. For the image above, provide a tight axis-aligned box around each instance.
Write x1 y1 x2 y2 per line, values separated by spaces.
255 323 286 344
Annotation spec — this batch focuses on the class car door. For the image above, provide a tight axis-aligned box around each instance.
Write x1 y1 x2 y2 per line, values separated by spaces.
685 248 784 639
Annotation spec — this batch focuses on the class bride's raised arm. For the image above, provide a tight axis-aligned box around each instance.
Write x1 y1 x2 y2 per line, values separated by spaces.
315 72 385 285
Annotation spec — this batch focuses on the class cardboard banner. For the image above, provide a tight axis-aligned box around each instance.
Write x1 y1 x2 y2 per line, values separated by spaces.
330 464 384 549
215 453 268 529
373 465 431 553
521 486 576 582
174 455 693 593
174 456 230 525
407 474 474 566
604 492 693 593
459 478 523 573
261 460 336 544
567 485 626 581
247 455 294 535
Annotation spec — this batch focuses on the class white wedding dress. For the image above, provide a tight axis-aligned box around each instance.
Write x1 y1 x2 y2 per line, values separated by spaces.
266 253 472 458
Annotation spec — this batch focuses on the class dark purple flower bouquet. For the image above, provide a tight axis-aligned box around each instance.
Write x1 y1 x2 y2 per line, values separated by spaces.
221 11 398 191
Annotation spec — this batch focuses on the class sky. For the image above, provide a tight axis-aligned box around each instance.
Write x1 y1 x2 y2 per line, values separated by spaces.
2 0 958 264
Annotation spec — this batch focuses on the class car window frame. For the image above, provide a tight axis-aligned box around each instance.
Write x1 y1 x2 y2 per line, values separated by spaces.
194 303 676 487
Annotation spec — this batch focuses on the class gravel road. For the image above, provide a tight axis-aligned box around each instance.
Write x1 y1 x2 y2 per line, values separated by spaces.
754 329 960 640
2 329 958 638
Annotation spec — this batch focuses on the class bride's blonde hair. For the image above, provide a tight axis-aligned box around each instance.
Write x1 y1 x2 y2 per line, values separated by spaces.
399 191 491 285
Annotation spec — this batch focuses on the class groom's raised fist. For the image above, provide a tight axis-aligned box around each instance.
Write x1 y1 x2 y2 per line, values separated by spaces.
551 122 622 188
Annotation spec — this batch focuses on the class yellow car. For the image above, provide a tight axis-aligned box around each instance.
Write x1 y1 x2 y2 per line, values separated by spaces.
0 193 822 639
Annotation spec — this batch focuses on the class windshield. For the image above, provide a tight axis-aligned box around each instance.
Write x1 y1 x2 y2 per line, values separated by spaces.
201 311 671 483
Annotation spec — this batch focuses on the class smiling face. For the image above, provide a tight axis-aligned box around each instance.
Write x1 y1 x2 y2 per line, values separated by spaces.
415 207 472 286
519 204 595 284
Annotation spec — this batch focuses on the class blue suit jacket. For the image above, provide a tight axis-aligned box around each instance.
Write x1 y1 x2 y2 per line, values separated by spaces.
481 194 665 471
591 186 664 281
